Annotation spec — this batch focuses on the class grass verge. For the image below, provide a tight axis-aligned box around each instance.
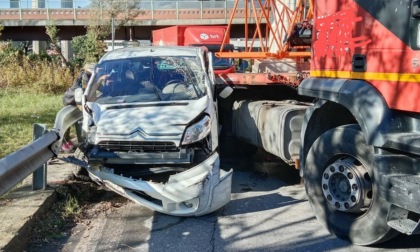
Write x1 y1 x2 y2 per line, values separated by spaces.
0 89 62 158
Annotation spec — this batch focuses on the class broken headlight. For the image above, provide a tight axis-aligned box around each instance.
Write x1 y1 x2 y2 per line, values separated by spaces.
182 115 211 145
87 126 97 144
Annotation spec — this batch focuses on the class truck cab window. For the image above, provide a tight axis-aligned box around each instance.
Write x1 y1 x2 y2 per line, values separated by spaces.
417 21 420 48
410 18 420 49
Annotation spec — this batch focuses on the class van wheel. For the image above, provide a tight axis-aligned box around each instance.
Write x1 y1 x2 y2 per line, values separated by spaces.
304 125 398 245
72 148 91 182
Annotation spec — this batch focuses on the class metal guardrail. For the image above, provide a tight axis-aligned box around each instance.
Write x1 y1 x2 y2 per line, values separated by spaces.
0 105 83 197
0 129 58 196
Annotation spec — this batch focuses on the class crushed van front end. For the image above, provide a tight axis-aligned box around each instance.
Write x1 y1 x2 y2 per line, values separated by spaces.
74 46 232 216
86 152 232 216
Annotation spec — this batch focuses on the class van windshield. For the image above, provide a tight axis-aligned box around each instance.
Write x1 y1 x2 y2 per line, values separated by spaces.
86 56 206 104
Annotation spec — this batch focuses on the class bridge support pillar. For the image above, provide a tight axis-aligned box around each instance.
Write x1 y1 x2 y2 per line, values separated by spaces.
32 40 46 54
60 40 73 61
31 0 46 8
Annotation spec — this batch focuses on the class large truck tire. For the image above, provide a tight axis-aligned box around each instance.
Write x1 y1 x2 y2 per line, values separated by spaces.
304 125 398 245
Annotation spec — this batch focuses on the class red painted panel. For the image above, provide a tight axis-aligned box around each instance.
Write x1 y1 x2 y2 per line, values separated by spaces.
313 0 420 112
152 26 181 46
152 25 228 46
184 26 227 45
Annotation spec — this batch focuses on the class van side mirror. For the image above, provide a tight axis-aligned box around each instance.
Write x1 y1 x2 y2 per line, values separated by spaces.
412 0 420 18
75 88 83 105
218 84 233 99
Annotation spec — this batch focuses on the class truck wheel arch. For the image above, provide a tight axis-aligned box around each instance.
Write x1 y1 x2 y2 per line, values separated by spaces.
298 78 393 175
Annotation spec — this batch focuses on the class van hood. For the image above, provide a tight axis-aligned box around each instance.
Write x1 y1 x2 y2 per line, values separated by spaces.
89 96 209 142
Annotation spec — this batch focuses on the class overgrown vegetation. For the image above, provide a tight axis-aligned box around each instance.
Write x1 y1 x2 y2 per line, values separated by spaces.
0 42 75 94
72 27 107 65
46 23 68 67
0 2 145 157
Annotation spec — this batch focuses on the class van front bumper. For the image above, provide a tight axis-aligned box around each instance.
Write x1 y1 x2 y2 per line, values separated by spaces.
86 152 232 216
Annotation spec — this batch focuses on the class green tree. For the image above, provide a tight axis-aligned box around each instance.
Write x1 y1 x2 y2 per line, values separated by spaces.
45 24 68 66
89 0 142 28
71 31 106 66
71 0 143 65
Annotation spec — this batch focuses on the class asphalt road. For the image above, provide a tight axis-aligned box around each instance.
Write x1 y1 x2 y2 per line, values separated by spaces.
30 155 420 252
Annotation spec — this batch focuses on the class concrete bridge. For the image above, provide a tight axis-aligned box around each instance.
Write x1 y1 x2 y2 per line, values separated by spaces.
0 1 262 41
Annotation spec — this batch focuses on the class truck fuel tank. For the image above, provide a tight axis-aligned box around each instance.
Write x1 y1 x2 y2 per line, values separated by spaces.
232 100 308 163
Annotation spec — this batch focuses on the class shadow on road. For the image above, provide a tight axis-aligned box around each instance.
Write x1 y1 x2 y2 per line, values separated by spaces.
26 153 420 251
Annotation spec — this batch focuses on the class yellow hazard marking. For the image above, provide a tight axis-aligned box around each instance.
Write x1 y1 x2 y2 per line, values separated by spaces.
310 70 420 82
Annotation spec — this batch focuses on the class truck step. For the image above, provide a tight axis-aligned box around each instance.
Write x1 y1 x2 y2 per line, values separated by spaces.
382 174 420 234
383 132 420 156
387 219 420 235
381 174 420 212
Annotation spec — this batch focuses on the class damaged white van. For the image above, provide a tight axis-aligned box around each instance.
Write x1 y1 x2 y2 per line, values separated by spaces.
72 46 233 216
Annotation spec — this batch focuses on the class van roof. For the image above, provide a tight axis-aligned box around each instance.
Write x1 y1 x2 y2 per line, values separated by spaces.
100 46 204 62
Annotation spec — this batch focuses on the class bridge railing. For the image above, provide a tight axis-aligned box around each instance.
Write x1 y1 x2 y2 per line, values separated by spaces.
0 0 263 21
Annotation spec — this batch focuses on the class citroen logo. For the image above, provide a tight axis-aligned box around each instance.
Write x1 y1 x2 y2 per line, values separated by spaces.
130 127 147 138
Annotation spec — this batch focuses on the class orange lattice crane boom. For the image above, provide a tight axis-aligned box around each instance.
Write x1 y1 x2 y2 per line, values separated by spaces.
216 0 313 60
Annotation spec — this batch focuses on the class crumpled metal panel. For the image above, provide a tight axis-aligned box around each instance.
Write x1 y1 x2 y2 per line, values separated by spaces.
64 152 232 216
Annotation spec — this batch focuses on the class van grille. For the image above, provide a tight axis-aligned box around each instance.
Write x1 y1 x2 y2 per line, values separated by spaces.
98 141 178 152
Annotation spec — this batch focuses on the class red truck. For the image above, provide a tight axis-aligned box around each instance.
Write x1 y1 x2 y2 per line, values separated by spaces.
216 0 420 246
152 25 236 74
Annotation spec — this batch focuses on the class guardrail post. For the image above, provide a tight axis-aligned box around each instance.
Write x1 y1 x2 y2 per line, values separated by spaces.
32 123 48 190
100 1 103 20
176 1 179 20
151 1 154 20
73 0 76 20
46 0 50 20
18 0 22 20
224 1 227 19
200 1 203 19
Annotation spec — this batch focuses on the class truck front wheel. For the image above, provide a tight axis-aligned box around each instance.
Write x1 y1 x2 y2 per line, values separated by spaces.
304 125 398 245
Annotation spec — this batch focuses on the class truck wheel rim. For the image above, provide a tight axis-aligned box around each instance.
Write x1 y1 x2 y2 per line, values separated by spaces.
321 156 373 214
